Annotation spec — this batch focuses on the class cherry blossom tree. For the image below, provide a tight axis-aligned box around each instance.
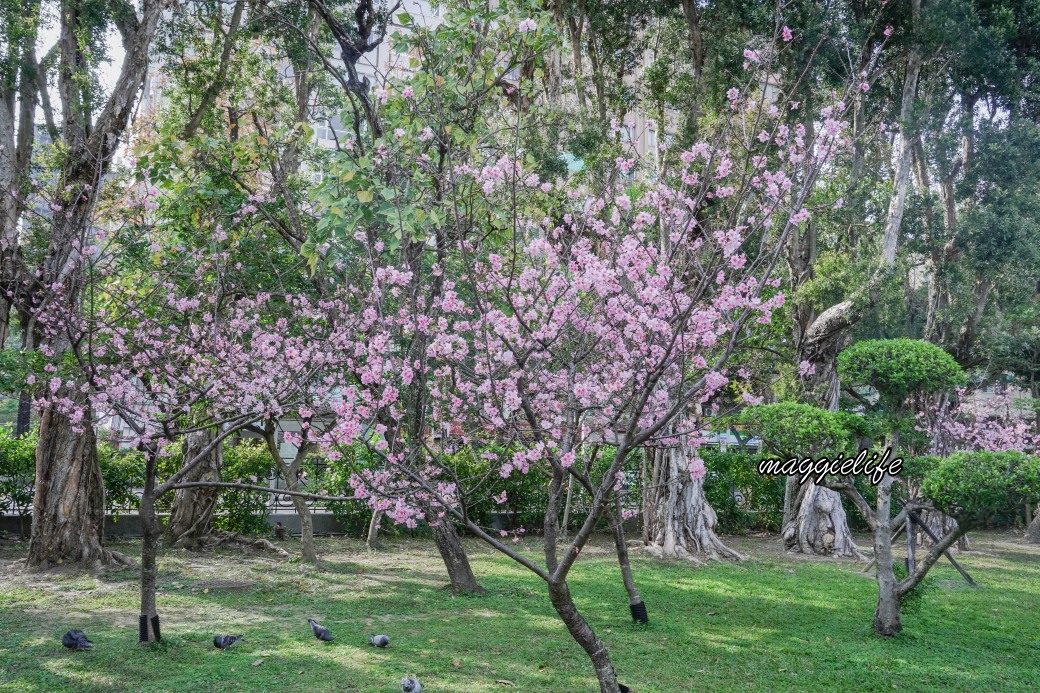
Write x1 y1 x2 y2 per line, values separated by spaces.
912 384 1040 547
297 61 856 689
28 205 385 640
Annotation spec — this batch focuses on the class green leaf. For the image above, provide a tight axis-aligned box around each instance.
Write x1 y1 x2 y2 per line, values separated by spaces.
357 190 374 203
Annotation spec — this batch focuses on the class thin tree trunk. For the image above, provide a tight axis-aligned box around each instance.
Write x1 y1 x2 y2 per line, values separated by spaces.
261 421 318 563
609 496 646 623
561 473 574 539
881 42 922 267
431 519 483 594
165 428 223 549
138 490 162 643
366 509 383 549
547 579 622 693
290 492 317 563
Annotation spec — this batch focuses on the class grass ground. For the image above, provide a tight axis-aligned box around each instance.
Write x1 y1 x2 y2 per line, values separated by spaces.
0 531 1037 692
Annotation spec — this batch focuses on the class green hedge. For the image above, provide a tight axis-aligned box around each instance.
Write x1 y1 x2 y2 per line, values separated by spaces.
702 449 785 533
0 429 35 517
216 441 276 535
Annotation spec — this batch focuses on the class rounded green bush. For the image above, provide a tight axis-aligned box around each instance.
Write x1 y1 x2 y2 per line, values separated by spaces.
917 450 1040 528
738 402 855 458
837 339 965 408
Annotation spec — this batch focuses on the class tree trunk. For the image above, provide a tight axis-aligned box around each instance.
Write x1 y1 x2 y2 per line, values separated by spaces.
872 474 902 636
914 508 969 551
609 497 646 623
782 479 865 559
18 0 163 573
431 519 483 594
138 490 162 643
881 42 922 267
26 393 128 569
645 445 741 561
261 422 318 563
786 215 863 559
290 492 317 563
1026 510 1040 543
165 428 223 549
366 509 383 549
547 578 622 693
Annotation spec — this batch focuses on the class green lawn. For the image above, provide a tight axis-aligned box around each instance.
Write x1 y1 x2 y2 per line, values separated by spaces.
0 531 1037 692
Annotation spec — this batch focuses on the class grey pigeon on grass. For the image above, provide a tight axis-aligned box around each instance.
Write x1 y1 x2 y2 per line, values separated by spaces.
61 630 92 650
213 635 244 652
368 634 390 648
400 676 423 693
308 619 334 642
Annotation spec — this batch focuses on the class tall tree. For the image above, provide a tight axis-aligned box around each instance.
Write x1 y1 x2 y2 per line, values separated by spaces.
0 0 166 569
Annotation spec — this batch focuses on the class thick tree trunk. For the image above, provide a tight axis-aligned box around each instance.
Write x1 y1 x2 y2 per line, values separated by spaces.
786 219 863 559
645 446 741 562
547 579 622 693
165 428 223 549
431 519 483 594
26 395 128 569
914 508 969 551
366 509 383 549
20 0 162 573
1026 511 1040 543
783 479 865 559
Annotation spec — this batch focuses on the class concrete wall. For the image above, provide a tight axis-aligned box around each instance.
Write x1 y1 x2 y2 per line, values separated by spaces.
0 512 351 538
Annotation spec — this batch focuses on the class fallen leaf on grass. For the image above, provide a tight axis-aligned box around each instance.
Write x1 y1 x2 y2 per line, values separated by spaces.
452 659 461 668
495 680 515 686
252 659 264 667
707 612 719 616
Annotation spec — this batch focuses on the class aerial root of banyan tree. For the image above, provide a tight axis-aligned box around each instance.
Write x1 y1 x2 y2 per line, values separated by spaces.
643 447 744 563
783 481 865 559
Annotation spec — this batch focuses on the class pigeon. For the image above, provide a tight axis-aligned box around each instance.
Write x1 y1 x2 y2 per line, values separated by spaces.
213 635 244 652
368 634 390 648
62 630 92 651
400 676 423 693
308 619 334 642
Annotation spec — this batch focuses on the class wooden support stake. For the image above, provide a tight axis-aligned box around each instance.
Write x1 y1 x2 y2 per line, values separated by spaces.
905 508 976 587
906 514 917 574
